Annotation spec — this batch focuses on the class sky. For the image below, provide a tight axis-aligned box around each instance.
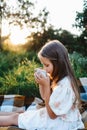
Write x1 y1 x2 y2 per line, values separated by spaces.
34 0 84 35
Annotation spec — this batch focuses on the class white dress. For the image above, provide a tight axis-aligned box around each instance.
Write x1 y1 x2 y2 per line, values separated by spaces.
18 76 84 130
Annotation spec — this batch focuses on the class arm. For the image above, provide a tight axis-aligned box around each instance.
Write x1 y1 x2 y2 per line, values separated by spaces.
44 90 57 119
35 73 57 119
39 84 57 119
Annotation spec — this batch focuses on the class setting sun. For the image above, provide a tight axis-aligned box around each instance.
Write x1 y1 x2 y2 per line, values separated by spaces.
2 20 30 45
9 26 28 45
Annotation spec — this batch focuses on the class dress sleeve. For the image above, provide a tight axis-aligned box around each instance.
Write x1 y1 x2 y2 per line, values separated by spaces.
49 78 75 115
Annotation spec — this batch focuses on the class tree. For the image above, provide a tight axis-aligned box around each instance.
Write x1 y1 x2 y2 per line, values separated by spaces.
74 0 87 31
1 0 49 30
0 0 50 50
74 0 87 55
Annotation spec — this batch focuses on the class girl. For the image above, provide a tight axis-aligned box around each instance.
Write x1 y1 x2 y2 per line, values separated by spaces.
0 40 84 130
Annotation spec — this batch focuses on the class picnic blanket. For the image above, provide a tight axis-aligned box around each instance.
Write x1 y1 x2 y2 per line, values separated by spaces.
0 95 35 112
0 94 87 130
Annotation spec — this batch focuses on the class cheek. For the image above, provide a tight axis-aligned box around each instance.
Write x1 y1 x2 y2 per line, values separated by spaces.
51 68 53 75
49 66 53 75
46 68 51 74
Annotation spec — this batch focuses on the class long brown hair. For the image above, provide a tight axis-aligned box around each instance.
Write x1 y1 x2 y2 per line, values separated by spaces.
38 40 80 106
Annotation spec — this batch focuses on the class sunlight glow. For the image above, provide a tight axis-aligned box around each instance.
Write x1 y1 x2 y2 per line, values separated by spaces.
9 26 28 45
2 19 31 45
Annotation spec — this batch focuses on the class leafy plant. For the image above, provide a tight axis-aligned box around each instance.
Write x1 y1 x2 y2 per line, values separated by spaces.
0 51 41 97
0 51 87 97
69 52 87 78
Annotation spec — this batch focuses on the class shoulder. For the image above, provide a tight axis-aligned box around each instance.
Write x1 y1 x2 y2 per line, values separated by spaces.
54 76 71 90
58 76 71 86
51 76 75 98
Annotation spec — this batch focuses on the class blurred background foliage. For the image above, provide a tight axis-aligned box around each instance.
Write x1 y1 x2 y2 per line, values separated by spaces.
0 0 87 97
0 51 87 97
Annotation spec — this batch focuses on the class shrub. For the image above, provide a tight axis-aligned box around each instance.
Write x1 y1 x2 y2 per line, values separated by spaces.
0 51 87 97
0 51 41 98
69 52 87 78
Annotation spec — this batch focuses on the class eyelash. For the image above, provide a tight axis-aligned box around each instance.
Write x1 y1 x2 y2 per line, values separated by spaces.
44 64 49 67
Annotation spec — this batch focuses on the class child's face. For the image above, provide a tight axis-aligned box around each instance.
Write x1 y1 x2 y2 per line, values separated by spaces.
39 56 53 77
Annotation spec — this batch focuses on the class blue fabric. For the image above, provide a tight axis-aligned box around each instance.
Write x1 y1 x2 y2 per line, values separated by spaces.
80 93 87 102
